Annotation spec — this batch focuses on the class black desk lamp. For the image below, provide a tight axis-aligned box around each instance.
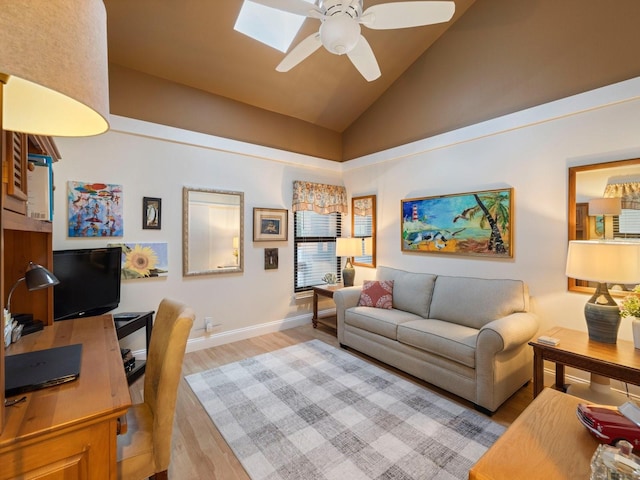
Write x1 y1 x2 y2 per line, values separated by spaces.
7 262 60 321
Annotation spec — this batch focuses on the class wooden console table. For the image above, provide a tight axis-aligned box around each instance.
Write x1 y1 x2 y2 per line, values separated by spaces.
528 326 640 397
469 388 598 479
0 315 131 479
312 284 342 330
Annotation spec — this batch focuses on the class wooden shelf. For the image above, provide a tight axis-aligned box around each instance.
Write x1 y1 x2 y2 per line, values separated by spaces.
2 209 52 232
2 131 60 432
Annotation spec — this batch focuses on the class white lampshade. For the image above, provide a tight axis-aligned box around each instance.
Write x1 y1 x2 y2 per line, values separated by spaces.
363 237 373 255
566 240 640 284
0 1 109 136
336 237 362 257
588 197 622 216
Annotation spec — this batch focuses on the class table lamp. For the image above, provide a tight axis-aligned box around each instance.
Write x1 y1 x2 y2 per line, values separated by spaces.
565 240 640 404
6 262 60 317
566 240 640 343
364 237 373 255
0 1 110 137
588 197 622 239
232 236 240 264
336 237 362 287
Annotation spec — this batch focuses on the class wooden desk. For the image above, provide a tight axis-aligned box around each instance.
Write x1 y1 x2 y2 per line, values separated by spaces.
0 315 131 479
469 388 599 480
529 326 640 397
312 284 342 330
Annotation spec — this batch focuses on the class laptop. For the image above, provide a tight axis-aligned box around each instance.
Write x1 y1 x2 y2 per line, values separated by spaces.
5 344 82 397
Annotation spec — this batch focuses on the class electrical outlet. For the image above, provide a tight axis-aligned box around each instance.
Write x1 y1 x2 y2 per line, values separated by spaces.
205 317 214 333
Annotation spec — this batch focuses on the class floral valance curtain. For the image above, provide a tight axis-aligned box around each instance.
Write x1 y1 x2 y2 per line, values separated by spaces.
353 197 373 216
604 182 640 210
292 181 348 214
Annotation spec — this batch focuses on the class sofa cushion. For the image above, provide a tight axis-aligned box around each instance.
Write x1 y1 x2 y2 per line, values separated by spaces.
397 319 478 368
376 266 436 318
345 307 423 340
429 276 528 329
358 280 394 309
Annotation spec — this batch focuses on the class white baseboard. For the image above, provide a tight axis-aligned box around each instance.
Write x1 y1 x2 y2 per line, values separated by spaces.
129 309 330 361
543 366 640 401
184 312 315 353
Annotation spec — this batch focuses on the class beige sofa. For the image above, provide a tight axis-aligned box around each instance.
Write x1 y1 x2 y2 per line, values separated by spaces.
334 266 539 414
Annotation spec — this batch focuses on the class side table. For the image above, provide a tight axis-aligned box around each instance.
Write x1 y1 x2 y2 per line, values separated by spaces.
469 388 598 479
312 284 343 330
114 311 154 384
529 326 640 397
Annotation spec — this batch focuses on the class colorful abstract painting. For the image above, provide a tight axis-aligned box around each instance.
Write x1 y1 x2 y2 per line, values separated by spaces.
108 242 169 279
67 181 123 237
401 188 513 257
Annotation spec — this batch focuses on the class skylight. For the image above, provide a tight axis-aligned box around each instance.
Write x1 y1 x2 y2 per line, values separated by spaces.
234 0 314 53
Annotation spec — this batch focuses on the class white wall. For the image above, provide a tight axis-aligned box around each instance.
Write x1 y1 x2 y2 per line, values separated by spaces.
344 77 640 342
53 119 342 352
52 77 640 357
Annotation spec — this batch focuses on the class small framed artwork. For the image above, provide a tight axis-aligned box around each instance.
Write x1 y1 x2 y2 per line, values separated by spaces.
401 187 513 258
253 208 288 242
264 248 278 270
143 197 162 230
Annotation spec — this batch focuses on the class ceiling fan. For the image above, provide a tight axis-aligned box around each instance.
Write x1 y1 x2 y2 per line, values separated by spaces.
251 0 455 82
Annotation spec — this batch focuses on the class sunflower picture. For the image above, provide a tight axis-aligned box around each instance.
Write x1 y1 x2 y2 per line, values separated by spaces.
109 242 168 279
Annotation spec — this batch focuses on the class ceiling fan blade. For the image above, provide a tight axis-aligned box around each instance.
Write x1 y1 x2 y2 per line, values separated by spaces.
276 32 322 72
249 0 323 18
361 1 455 30
346 35 381 82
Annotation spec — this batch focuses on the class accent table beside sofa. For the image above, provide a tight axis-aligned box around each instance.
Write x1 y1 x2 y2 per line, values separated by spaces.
334 266 539 413
469 388 598 479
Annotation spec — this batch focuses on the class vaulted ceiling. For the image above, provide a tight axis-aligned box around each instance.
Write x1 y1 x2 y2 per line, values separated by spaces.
105 0 475 133
104 0 640 162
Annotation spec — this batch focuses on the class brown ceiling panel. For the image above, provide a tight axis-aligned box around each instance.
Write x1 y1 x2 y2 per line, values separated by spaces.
343 0 640 159
105 0 640 162
105 0 474 133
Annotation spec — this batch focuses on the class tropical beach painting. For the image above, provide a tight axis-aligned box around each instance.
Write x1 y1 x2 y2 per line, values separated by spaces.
401 188 513 257
109 242 169 279
67 181 123 237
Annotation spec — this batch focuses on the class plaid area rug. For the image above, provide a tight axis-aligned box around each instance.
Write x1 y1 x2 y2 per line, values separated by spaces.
186 340 505 480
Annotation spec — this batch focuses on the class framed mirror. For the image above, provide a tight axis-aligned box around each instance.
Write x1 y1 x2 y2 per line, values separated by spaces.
568 157 640 293
183 187 244 276
352 195 376 268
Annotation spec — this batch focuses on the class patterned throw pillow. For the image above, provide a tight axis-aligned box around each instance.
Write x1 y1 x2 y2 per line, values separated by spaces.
358 280 394 309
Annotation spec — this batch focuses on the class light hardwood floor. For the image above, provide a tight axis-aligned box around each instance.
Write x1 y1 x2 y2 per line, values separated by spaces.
127 324 534 479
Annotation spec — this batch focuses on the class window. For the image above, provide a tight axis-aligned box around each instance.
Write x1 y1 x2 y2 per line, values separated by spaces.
234 0 311 53
294 210 342 292
353 209 373 265
614 210 640 238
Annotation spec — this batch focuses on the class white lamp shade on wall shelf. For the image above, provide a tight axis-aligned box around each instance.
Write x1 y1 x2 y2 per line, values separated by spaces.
0 0 110 136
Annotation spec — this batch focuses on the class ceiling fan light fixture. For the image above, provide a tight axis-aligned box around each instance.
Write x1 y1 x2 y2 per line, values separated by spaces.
320 15 361 55
256 0 455 81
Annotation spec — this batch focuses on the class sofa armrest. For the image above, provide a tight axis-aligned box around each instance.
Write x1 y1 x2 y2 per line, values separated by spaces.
333 286 362 343
476 312 539 412
477 312 540 353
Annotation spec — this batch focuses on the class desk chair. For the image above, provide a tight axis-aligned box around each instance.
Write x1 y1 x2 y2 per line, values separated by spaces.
117 298 195 480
